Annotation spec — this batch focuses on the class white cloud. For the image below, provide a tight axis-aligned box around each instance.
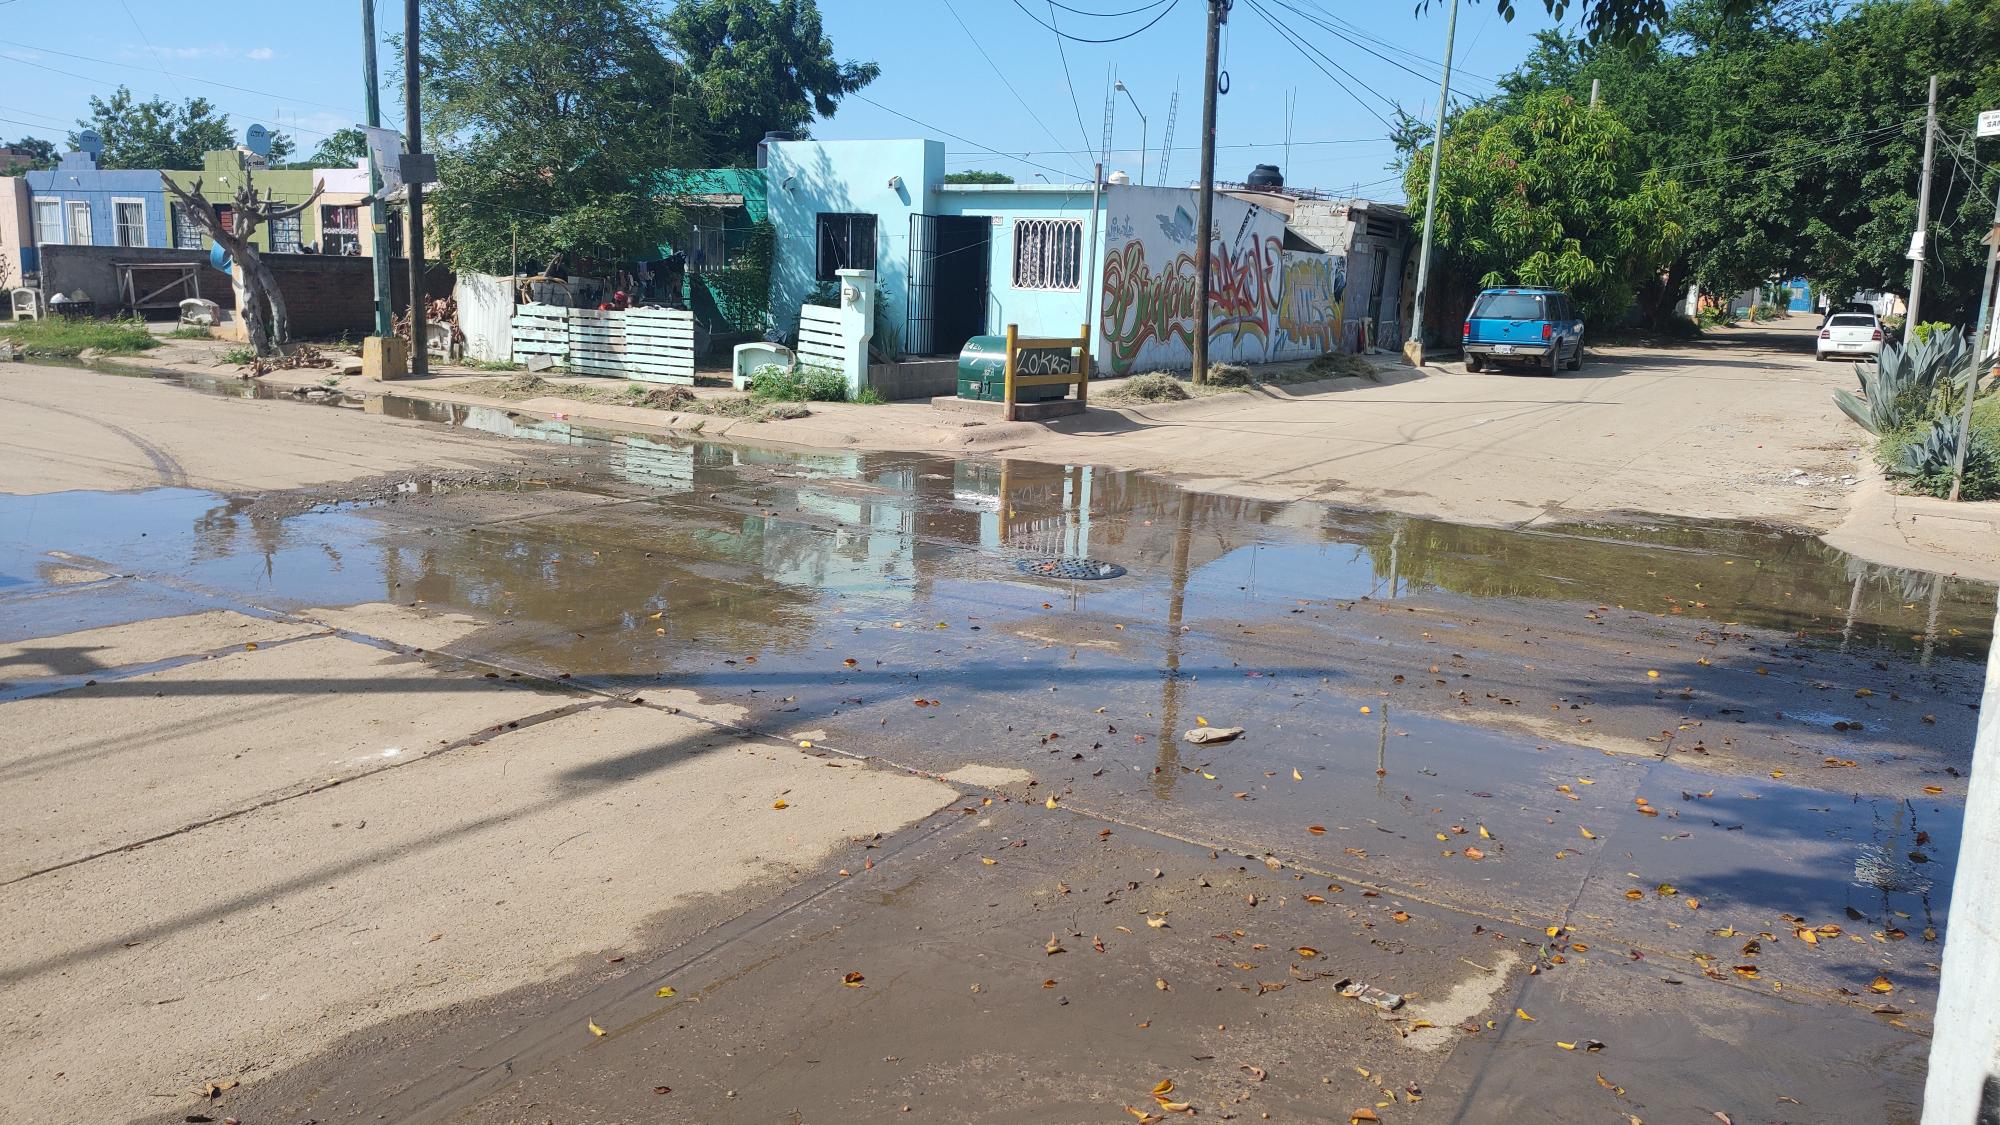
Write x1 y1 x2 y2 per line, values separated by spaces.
246 47 275 61
117 44 279 62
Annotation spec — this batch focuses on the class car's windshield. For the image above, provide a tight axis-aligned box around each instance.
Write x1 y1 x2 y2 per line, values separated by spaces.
1828 314 1876 327
1472 293 1546 320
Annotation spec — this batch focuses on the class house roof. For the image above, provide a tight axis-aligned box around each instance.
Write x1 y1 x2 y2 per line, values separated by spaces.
654 167 767 222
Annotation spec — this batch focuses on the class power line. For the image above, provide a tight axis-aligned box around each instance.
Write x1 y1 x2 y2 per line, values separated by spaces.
0 49 341 140
1281 0 1498 87
850 92 1084 181
1047 2 1098 158
947 135 1393 157
1007 0 1184 43
117 0 186 100
1047 0 1176 15
0 37 363 116
941 0 1091 180
1238 0 1395 130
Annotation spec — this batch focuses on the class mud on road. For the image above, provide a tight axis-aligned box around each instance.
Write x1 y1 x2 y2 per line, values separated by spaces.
0 371 1986 1124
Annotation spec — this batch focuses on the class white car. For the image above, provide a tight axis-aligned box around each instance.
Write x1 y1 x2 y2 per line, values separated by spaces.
1817 312 1883 361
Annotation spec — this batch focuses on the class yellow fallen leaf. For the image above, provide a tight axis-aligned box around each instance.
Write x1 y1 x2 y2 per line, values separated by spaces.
981 857 998 865
1557 1041 1577 1050
1296 946 1320 958
1293 768 1304 781
1046 934 1065 955
588 1019 606 1037
1646 670 1659 679
842 971 865 987
1516 1008 1535 1021
1360 705 1373 714
1350 1110 1381 1123
1870 975 1894 993
1479 825 1492 838
798 740 813 748
1156 1099 1194 1113
1580 827 1598 840
1147 915 1168 929
1625 889 1644 899
1196 716 1209 726
1923 785 1944 795
1201 771 1216 780
1152 1078 1174 1097
655 986 676 998
772 799 789 809
1685 898 1700 910
1771 769 1785 779
1046 796 1060 809
1576 777 1595 785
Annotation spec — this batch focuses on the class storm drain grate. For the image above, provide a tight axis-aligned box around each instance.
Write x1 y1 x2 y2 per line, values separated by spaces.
1018 557 1127 581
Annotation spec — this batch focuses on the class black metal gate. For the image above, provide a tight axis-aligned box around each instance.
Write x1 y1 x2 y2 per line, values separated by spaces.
906 212 937 357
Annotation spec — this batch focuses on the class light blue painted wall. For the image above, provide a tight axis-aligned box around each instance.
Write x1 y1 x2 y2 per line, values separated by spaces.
765 138 941 349
25 152 172 251
935 184 1106 346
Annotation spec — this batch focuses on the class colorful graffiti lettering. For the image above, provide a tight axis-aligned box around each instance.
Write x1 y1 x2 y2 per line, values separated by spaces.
1273 255 1344 354
1099 239 1202 374
1210 235 1279 351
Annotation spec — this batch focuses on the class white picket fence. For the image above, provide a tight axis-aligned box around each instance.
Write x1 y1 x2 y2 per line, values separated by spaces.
797 304 858 372
509 304 695 384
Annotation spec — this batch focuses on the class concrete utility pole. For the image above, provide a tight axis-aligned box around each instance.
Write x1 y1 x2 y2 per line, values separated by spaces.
1192 0 1225 385
1906 74 1939 342
1589 77 1600 108
1083 160 1103 345
1404 0 1460 367
404 0 429 377
361 0 392 338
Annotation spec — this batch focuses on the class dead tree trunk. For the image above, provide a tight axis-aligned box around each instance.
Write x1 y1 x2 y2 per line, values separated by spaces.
160 172 323 356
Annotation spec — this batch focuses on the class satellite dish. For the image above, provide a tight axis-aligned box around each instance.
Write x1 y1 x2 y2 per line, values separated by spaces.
244 124 272 158
75 129 103 156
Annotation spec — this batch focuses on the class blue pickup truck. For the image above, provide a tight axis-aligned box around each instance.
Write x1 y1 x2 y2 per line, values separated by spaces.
1461 287 1586 375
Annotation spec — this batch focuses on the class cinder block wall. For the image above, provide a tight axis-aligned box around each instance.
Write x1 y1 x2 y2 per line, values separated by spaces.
36 244 452 338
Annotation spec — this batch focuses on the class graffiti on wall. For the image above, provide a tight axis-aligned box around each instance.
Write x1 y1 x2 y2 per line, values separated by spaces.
1098 187 1345 374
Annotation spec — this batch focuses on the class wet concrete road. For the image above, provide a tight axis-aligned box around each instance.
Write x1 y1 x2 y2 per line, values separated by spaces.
1 369 1989 1124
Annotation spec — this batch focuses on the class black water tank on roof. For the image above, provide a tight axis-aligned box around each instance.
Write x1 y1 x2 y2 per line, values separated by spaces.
1246 163 1284 190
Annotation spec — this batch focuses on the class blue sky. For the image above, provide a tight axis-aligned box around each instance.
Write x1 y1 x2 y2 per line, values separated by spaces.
0 0 1566 201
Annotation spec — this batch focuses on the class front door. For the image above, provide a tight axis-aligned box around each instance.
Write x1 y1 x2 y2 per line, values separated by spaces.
931 216 990 356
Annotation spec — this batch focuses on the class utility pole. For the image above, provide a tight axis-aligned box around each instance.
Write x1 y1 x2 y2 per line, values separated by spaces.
1906 74 1939 342
1192 0 1225 385
404 0 429 377
1404 0 1459 367
361 0 391 337
1083 160 1103 345
1590 77 1600 108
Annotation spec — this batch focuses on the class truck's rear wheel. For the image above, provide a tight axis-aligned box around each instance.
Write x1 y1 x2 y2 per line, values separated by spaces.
1465 353 1485 372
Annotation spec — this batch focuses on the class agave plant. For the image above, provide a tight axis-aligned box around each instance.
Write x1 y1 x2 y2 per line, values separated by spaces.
1893 415 1965 478
1832 331 1973 435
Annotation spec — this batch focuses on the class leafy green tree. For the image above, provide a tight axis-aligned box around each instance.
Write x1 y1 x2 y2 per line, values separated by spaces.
663 0 878 161
1403 90 1689 332
419 0 876 274
943 170 1015 185
2 136 56 173
71 87 236 168
1481 0 2000 325
420 0 701 274
288 127 369 169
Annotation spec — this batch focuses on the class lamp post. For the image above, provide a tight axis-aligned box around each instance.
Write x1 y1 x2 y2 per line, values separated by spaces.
1114 79 1148 186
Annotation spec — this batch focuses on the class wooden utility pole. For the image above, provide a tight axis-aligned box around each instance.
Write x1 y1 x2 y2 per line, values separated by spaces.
404 0 429 376
1192 0 1225 385
1404 0 1459 367
1906 75 1939 341
362 0 391 337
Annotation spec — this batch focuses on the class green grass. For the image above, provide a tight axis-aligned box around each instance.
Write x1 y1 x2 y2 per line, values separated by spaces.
165 325 214 340
462 357 524 372
219 346 256 365
748 365 849 402
0 316 159 357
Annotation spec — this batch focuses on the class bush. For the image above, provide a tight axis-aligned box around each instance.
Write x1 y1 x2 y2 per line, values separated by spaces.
1883 414 2000 500
219 346 257 365
0 316 158 357
1207 363 1253 387
749 365 848 402
1911 322 1955 346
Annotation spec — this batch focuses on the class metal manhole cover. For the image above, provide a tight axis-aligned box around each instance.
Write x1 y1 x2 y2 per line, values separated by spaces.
1018 557 1126 581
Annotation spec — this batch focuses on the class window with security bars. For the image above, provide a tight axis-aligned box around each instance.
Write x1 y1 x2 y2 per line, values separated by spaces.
688 210 729 273
321 205 361 255
1012 218 1083 290
171 204 204 249
113 200 146 247
815 212 876 281
270 214 301 253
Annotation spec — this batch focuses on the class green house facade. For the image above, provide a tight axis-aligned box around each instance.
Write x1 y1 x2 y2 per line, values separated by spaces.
161 150 323 254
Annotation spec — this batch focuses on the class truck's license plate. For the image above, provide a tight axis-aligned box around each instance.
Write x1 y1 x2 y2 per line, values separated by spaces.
1493 344 1515 355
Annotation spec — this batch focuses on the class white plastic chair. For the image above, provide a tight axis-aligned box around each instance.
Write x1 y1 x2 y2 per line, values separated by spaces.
9 288 42 321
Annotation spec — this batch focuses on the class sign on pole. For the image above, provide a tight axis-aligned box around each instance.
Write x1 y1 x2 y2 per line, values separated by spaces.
1979 109 2000 138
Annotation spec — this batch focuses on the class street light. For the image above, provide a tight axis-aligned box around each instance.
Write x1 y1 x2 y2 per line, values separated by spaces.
1113 79 1148 186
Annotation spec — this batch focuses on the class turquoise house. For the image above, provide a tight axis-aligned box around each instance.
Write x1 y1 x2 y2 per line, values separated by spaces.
654 167 771 338
761 137 1105 358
